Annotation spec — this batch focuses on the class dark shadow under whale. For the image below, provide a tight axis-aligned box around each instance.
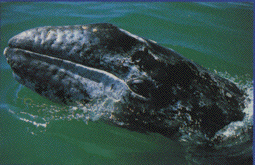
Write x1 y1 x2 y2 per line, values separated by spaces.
4 23 253 164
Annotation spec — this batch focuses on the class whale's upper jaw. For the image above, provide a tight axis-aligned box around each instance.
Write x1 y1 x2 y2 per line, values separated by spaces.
6 23 149 79
4 23 251 158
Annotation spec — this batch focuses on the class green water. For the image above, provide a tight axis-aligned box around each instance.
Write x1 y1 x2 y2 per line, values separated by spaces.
0 2 253 165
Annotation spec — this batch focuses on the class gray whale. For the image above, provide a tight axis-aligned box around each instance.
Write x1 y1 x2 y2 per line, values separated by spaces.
4 23 252 163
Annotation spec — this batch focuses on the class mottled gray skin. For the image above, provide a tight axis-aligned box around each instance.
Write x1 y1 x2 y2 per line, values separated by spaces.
4 23 252 163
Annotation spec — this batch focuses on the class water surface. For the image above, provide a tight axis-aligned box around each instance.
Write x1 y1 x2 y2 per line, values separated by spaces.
1 2 253 164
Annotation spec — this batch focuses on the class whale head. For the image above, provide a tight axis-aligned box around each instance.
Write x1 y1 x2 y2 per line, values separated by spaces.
4 23 252 162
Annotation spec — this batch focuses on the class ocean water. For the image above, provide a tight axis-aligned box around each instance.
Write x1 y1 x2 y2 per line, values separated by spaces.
0 2 253 165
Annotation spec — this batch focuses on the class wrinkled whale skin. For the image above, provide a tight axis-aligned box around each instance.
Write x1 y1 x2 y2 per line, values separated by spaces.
4 23 252 162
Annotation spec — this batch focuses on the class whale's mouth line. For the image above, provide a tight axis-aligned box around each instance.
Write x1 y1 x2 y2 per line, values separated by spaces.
4 46 148 105
4 47 134 104
5 46 126 84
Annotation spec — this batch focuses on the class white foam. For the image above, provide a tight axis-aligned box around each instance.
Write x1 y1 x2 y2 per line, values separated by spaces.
19 117 47 128
243 86 253 123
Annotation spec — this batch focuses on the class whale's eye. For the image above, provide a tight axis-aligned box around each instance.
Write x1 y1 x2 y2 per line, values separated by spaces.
127 78 154 98
131 48 149 64
131 47 161 72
